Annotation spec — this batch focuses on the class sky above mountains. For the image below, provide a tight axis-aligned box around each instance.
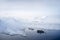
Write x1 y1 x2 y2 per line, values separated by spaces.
0 0 60 23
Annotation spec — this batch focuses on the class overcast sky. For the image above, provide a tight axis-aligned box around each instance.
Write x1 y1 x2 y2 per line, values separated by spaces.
0 0 60 23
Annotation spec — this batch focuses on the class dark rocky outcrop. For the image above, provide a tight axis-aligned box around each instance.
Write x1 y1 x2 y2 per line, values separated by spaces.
37 30 44 34
28 28 34 30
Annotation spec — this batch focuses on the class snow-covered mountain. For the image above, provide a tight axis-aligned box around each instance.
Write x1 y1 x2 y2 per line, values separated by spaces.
0 17 60 36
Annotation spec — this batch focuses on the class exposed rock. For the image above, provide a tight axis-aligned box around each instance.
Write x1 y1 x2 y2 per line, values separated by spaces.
37 30 44 34
28 28 34 30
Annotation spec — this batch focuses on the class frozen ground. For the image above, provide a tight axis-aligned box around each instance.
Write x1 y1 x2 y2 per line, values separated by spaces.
0 29 60 40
